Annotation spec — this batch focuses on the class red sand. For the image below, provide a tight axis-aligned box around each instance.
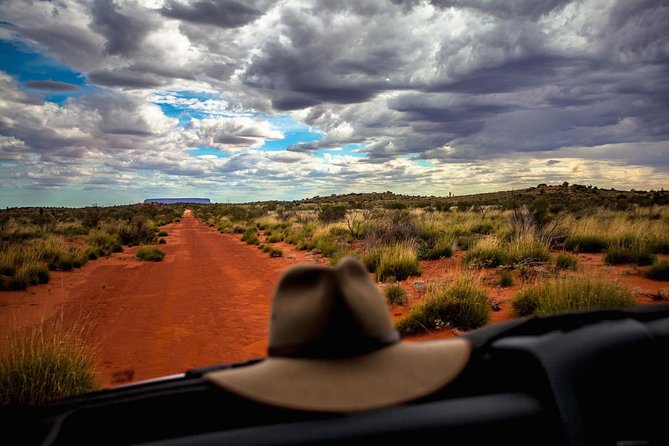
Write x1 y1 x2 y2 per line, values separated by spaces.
1 213 667 387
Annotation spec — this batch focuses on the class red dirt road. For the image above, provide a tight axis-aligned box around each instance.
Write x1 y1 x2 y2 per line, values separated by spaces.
0 212 318 387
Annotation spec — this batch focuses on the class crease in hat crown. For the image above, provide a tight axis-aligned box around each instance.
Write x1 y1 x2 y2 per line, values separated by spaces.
267 256 400 359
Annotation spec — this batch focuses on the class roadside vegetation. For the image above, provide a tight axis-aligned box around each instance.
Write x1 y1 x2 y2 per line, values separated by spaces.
0 204 182 290
512 276 635 317
396 276 490 334
0 319 100 406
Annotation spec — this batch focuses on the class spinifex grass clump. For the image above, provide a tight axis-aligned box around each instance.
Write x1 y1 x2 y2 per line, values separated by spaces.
498 269 514 287
511 276 635 317
384 283 408 305
241 228 260 245
645 260 669 281
375 243 421 282
0 321 100 406
396 276 490 334
604 239 655 266
555 253 578 270
464 235 549 267
135 245 165 262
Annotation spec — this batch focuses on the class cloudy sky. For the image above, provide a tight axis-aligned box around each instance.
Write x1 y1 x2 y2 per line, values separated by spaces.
0 0 667 206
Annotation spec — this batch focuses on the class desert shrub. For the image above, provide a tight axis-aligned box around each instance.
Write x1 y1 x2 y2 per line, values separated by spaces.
269 247 283 257
115 218 156 246
396 276 490 334
506 236 550 265
463 237 507 267
471 221 494 234
158 238 166 245
268 232 285 243
312 235 340 257
498 270 514 287
511 276 635 317
375 243 421 282
564 235 608 253
465 236 549 267
317 204 347 223
157 230 168 237
555 253 578 270
645 260 669 281
0 321 99 406
604 242 655 266
87 230 122 256
418 238 454 260
457 235 475 250
52 223 88 236
385 284 408 305
358 248 381 273
365 211 418 247
241 228 260 245
136 246 165 262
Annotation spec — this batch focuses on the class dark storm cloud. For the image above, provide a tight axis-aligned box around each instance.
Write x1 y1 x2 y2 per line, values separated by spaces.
88 70 166 89
429 0 571 19
160 0 263 28
16 24 101 70
24 80 80 91
91 0 156 55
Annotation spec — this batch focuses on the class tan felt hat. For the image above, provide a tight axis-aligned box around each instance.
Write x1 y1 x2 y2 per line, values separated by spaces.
205 256 471 412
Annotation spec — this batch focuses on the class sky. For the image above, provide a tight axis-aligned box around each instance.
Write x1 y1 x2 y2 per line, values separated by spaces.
0 0 667 207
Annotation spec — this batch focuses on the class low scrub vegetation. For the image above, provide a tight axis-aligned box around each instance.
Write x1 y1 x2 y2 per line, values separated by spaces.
512 276 635 317
136 245 165 262
384 283 408 305
645 260 669 281
554 253 578 270
0 320 99 406
396 276 490 334
374 243 422 282
0 204 182 291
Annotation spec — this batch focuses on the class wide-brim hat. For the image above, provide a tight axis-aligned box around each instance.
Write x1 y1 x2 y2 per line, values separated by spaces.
205 256 471 412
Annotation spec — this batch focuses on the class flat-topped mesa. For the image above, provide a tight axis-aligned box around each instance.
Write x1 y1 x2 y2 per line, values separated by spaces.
144 198 211 204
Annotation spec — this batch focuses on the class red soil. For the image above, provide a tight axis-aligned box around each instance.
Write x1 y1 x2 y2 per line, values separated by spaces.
1 212 667 387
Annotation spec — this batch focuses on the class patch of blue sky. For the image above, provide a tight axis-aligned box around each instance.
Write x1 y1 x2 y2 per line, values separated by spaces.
187 145 230 158
314 144 365 158
260 129 322 152
0 39 95 104
399 153 433 168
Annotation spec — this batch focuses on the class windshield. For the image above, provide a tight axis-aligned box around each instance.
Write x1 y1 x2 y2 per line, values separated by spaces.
1 0 668 406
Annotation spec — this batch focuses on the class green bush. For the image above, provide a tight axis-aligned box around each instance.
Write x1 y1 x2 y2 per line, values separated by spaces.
157 230 168 237
555 253 578 270
645 260 669 281
396 276 490 334
376 244 421 282
511 276 635 317
317 205 347 223
564 236 607 253
158 238 166 245
385 284 408 305
0 322 100 406
136 246 165 262
418 238 453 260
268 247 283 257
241 228 260 245
498 270 514 287
604 244 655 266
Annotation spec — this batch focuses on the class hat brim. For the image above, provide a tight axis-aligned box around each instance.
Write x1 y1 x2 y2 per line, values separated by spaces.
204 338 471 412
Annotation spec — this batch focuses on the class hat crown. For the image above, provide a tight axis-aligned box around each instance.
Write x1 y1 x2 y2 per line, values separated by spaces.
268 257 399 359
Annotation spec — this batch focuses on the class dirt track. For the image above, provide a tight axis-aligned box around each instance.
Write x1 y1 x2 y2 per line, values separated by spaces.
0 212 318 386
